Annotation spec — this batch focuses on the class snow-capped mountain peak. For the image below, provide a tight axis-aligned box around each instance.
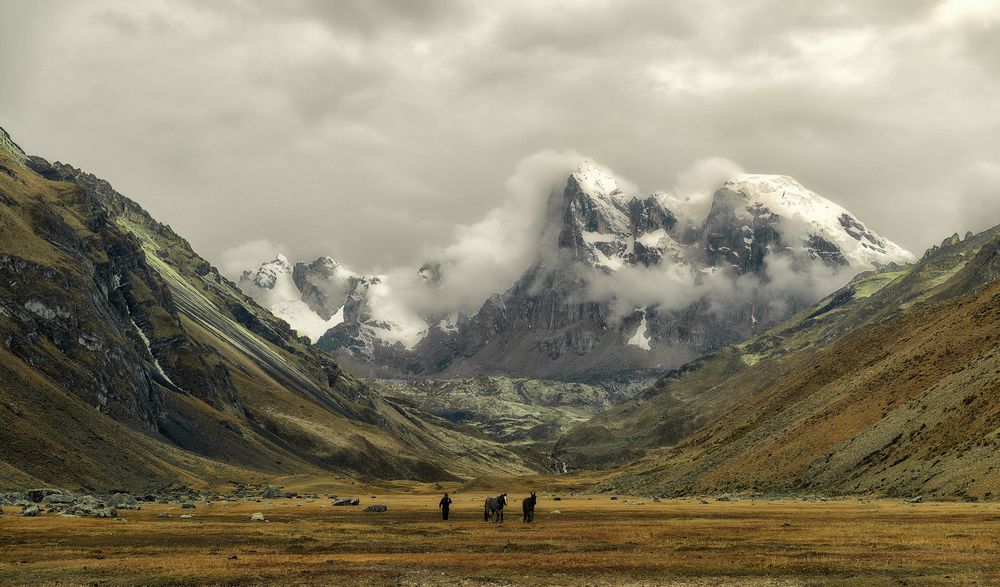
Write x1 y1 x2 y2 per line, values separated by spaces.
238 254 344 342
237 162 916 381
243 254 292 289
572 161 628 201
718 174 915 268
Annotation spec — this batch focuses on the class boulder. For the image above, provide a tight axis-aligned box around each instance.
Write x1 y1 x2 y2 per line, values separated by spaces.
179 514 194 519
262 485 286 499
0 491 25 505
26 489 59 503
180 501 196 509
250 512 266 521
21 505 41 517
715 494 732 502
42 493 77 505
67 504 118 518
365 504 388 513
332 498 360 506
107 493 139 509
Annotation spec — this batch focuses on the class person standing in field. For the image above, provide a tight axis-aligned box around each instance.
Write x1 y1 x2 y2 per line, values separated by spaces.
439 492 453 520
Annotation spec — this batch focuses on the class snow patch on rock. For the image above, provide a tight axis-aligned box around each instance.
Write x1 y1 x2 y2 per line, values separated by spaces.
239 255 346 342
627 314 652 350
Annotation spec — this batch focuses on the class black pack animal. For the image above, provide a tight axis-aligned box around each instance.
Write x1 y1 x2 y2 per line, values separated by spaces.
484 493 507 523
522 492 537 523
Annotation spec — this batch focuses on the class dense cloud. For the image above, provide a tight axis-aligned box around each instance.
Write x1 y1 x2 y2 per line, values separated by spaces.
1 0 998 280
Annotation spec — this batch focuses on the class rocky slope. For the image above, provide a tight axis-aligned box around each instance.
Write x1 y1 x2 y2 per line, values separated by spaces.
254 162 912 387
559 225 1000 498
0 127 535 491
375 374 655 458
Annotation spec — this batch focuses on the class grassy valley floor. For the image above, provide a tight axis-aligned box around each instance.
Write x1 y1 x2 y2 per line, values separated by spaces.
2 490 1000 586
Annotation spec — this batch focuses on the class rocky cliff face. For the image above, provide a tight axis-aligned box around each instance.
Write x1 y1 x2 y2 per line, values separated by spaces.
251 162 912 384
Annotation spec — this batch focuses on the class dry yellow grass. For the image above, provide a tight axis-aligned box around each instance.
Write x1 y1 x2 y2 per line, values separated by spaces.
2 492 999 586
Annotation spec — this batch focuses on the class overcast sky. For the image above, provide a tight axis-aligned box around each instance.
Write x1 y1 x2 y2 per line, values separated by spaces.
2 0 999 276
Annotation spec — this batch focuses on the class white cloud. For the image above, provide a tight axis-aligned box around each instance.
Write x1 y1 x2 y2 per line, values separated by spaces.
2 0 997 278
381 149 593 316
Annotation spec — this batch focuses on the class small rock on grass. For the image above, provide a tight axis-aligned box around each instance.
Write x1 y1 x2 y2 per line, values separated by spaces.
365 504 388 513
180 514 194 519
21 505 41 517
250 512 266 522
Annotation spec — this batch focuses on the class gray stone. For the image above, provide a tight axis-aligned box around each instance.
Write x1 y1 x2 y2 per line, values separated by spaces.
332 498 360 506
26 489 59 502
107 493 139 509
262 485 286 499
0 491 25 505
42 493 77 505
67 504 117 518
21 505 41 517
365 504 388 512
250 512 266 521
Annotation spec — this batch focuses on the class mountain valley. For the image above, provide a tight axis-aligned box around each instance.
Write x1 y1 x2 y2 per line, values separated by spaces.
1 124 996 503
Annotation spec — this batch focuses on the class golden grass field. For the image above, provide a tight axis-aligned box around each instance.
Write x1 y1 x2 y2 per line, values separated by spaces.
3 486 1000 586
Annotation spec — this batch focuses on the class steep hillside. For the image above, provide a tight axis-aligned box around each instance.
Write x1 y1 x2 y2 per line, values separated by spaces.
0 127 534 490
558 226 1000 498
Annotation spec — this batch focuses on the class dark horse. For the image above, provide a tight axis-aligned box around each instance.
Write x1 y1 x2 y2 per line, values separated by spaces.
484 493 508 523
522 492 537 523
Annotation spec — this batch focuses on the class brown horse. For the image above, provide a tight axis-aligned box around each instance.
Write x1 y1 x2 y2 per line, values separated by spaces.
522 492 537 523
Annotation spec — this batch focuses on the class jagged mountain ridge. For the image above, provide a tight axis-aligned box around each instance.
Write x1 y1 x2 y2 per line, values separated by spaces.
556 224 1000 498
248 161 913 383
0 127 535 490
